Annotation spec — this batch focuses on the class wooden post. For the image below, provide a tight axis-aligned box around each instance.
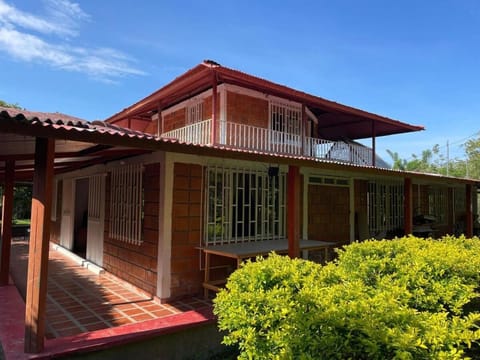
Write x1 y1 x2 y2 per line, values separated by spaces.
0 159 15 286
371 120 376 167
211 71 218 145
24 138 54 353
404 178 413 235
301 104 306 156
466 183 473 238
287 165 300 258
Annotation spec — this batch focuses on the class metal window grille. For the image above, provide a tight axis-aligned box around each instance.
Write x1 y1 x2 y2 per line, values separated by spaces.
88 175 103 221
205 166 286 246
454 187 466 218
187 101 203 125
109 164 144 245
428 187 448 224
367 181 404 236
270 101 302 135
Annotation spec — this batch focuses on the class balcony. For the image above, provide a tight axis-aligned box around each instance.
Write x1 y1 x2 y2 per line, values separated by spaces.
161 119 377 167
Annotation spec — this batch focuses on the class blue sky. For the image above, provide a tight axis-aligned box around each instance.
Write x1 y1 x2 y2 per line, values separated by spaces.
0 0 479 163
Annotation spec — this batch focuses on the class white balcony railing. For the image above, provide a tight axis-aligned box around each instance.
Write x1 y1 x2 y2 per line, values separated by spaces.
161 119 376 166
161 119 211 144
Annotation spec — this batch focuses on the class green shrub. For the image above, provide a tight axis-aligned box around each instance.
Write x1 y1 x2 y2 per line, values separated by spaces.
213 236 480 359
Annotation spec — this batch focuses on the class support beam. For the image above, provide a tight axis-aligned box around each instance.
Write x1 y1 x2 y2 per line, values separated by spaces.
211 71 218 145
466 184 473 238
301 104 306 156
287 165 301 258
24 138 54 353
404 178 413 235
0 160 15 286
371 120 376 167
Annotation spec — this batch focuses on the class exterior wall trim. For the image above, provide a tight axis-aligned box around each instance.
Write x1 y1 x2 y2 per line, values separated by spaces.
157 151 172 300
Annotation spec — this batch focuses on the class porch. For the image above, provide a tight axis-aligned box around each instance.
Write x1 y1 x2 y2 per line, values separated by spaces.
0 237 217 359
161 119 378 167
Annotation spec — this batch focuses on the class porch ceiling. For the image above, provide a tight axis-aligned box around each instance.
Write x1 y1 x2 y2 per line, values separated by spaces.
0 106 153 181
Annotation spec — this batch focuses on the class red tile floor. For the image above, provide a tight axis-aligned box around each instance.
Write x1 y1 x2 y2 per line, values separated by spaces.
9 239 212 340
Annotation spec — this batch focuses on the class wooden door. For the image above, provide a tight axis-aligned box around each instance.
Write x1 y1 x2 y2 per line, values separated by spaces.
307 184 350 244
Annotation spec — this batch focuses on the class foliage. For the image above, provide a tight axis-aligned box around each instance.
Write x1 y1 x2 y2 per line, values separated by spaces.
0 184 32 220
0 99 22 109
214 236 480 359
387 133 480 179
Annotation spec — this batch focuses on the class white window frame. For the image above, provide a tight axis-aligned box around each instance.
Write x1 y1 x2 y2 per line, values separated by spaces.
205 166 286 246
269 101 302 140
109 164 144 245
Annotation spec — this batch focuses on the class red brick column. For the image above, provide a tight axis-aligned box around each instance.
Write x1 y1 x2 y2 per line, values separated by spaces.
287 165 300 258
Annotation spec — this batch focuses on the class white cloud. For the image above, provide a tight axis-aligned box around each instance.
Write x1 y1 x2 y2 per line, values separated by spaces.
0 0 145 81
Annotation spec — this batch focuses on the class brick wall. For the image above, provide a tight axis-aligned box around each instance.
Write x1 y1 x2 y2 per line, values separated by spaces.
226 91 268 128
170 163 203 299
163 108 186 133
143 119 158 135
103 163 160 295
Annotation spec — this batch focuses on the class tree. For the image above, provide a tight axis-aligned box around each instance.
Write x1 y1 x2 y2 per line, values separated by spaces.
464 136 480 180
387 134 480 180
0 99 22 109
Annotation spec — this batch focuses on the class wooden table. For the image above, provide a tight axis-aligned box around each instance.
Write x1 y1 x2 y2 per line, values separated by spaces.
201 239 336 298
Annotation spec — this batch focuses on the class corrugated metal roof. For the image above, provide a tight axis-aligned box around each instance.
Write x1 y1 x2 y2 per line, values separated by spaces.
105 61 424 140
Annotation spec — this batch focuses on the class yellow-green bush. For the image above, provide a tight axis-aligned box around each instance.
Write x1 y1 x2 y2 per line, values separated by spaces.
213 236 480 359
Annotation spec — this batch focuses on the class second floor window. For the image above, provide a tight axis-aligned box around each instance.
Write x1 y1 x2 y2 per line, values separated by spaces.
187 101 203 125
270 101 302 135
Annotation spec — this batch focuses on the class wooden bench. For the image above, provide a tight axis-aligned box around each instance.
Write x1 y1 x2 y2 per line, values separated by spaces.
200 239 336 298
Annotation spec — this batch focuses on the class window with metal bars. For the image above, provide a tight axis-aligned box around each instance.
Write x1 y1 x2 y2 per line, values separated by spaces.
187 100 203 125
429 186 448 224
367 181 404 236
109 164 144 245
270 101 301 135
205 166 286 246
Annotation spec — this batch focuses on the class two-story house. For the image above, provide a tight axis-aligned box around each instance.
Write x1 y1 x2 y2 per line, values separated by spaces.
0 60 478 354
46 60 477 301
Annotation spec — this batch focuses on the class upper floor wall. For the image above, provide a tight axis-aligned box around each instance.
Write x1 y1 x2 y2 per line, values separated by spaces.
159 84 384 167
105 61 424 168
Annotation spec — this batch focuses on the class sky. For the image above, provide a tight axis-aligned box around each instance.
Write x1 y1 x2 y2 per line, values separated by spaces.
0 0 479 163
